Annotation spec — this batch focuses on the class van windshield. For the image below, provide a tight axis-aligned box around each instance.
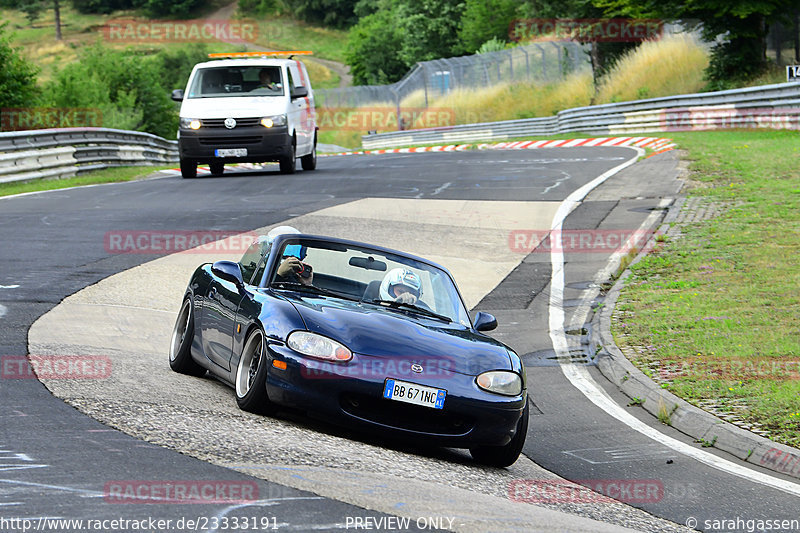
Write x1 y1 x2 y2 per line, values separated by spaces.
187 66 284 98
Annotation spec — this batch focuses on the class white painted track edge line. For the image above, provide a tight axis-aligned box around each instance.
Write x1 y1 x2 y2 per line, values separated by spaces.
547 148 800 498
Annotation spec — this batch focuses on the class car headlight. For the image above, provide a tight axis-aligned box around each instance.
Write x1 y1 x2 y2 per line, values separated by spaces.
476 370 522 396
180 117 201 130
261 114 286 128
287 331 352 362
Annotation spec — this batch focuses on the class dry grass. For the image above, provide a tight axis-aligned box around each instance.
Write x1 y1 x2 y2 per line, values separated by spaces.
595 34 709 103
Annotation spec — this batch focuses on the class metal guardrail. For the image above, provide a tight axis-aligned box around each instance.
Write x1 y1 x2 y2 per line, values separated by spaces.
0 128 178 184
362 82 800 149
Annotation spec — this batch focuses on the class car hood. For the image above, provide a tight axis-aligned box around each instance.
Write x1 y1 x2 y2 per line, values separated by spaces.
285 294 512 375
180 97 288 119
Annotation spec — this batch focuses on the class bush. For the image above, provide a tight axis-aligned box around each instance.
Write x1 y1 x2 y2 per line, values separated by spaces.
43 44 177 138
155 44 211 93
595 34 709 104
0 22 39 109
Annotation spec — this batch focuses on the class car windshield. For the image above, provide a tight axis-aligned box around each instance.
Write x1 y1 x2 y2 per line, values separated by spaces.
269 240 472 327
187 66 284 98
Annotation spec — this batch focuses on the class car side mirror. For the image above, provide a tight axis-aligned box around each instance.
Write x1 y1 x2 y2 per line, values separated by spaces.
473 311 497 332
291 85 308 99
211 260 244 286
171 89 184 102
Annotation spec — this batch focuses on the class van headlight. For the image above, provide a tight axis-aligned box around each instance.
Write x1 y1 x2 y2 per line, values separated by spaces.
476 371 522 396
261 114 286 128
180 118 201 130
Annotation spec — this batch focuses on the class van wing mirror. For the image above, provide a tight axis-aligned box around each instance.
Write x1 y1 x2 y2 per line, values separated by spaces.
171 89 184 102
291 85 308 99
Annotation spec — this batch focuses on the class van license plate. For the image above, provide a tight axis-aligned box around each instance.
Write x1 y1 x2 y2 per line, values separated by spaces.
383 379 446 409
215 148 247 157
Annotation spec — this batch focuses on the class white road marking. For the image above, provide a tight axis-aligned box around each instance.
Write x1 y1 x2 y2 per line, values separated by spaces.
0 479 103 497
432 182 452 195
0 304 6 318
0 284 20 289
547 148 800 498
210 497 326 533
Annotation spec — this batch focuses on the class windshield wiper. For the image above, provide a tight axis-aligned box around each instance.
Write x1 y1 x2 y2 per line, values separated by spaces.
365 299 452 323
272 282 359 301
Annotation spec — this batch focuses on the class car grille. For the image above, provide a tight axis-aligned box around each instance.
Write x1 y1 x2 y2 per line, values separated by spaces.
340 393 474 436
197 136 262 146
200 117 262 128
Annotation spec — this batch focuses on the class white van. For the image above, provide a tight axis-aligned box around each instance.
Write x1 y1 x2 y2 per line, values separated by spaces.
171 52 317 178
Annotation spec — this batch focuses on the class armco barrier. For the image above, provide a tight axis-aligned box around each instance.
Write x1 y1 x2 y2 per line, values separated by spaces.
0 128 178 184
361 81 800 149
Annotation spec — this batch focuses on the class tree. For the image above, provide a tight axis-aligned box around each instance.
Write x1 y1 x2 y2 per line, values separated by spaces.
595 0 795 86
70 0 140 14
394 0 465 65
458 0 519 54
10 0 62 39
142 0 208 19
283 0 359 28
345 7 406 84
0 22 39 109
516 0 638 87
345 0 466 85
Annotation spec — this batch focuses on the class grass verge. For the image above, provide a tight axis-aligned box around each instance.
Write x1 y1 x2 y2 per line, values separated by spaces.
613 129 800 448
0 165 171 198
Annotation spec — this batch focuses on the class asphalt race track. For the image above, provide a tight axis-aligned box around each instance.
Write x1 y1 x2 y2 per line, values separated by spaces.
2 148 799 532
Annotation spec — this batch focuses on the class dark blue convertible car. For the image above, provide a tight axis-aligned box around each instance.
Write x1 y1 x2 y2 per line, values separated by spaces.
169 232 528 466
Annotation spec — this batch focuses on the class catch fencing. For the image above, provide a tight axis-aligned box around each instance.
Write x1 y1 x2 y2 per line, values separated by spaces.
361 81 800 149
316 42 589 109
0 128 178 184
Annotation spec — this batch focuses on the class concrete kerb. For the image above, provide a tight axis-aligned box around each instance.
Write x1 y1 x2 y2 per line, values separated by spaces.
589 197 800 482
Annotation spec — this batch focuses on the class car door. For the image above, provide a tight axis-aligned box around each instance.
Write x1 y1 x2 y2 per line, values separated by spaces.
200 274 244 371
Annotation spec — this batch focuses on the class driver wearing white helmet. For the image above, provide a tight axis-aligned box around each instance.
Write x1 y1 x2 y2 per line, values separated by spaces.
379 268 423 305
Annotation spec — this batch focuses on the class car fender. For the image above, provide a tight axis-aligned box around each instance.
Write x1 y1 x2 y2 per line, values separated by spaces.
226 290 306 384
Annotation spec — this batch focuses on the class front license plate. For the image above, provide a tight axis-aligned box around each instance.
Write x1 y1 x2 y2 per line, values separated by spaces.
383 379 446 409
214 148 247 157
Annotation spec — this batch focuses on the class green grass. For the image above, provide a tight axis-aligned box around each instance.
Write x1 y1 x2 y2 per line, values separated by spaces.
614 129 800 448
0 165 171 198
3 5 344 86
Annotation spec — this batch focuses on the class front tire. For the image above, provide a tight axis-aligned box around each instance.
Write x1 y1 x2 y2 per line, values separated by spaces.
279 141 296 175
180 159 197 179
469 401 529 467
209 162 224 176
169 297 206 376
235 328 274 413
300 136 317 171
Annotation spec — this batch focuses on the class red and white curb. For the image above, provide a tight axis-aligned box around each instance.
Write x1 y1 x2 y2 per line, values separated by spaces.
164 137 676 174
321 136 676 158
